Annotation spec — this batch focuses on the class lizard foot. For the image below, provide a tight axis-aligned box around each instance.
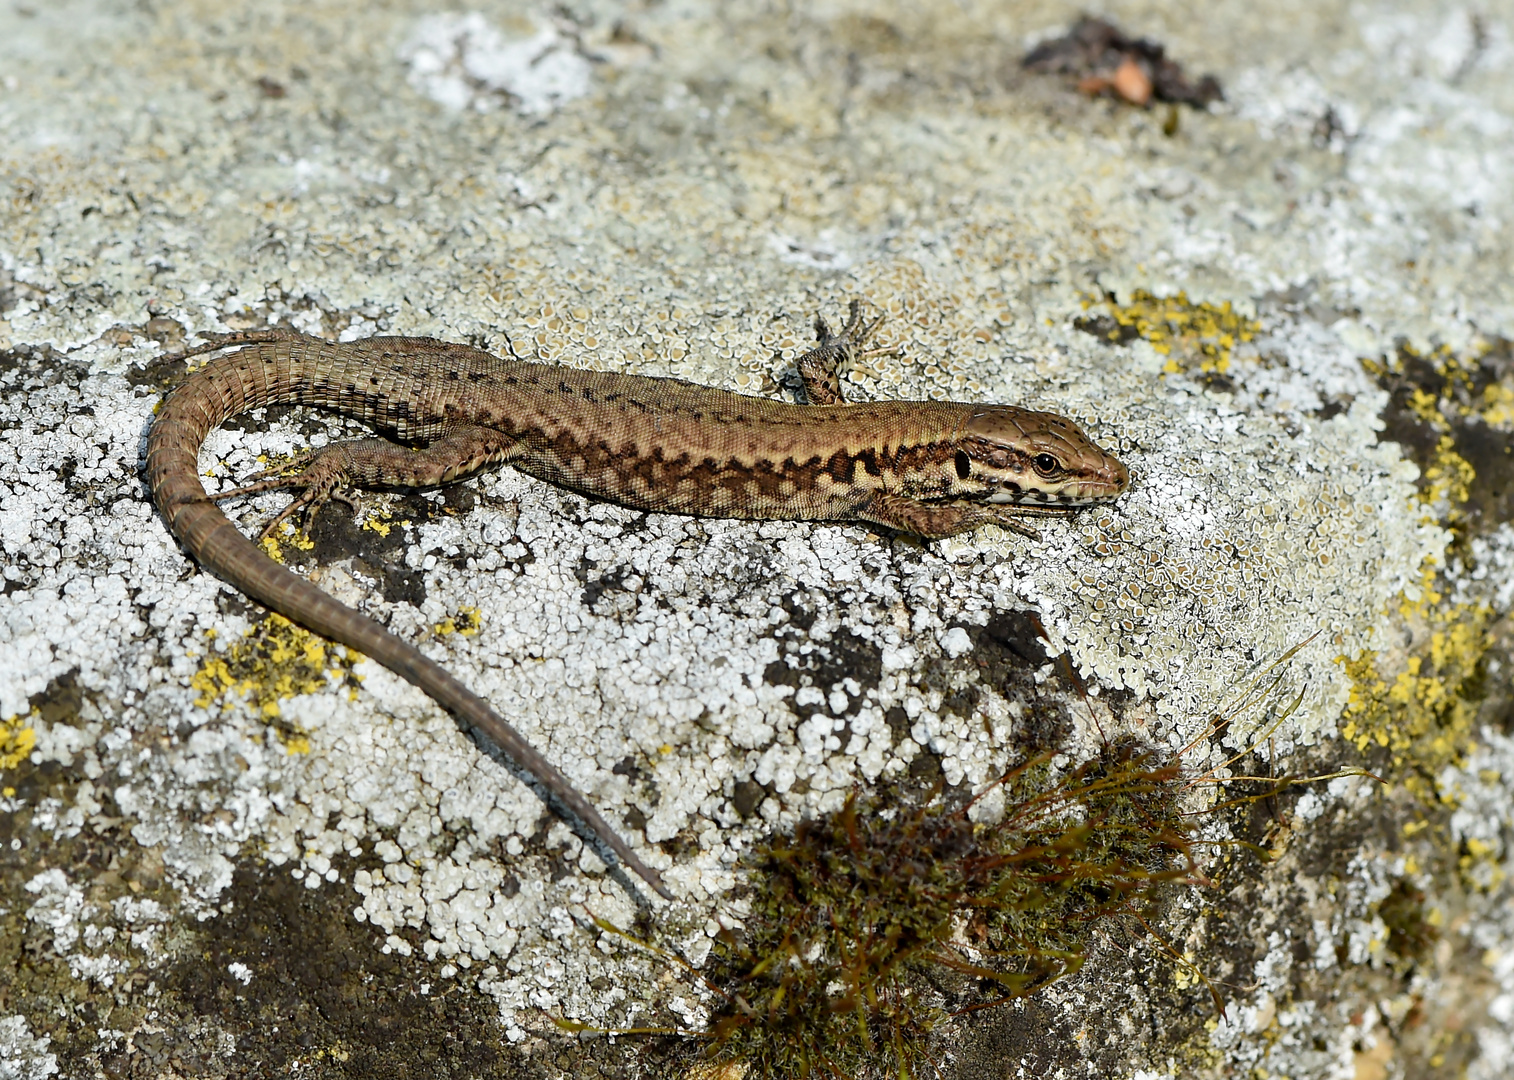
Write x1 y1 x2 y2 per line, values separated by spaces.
855 492 1044 540
210 448 362 540
207 426 524 540
796 299 902 405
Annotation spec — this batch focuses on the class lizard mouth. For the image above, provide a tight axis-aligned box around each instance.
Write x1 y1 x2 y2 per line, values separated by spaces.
981 481 1126 508
965 452 1130 508
985 488 1105 507
982 467 1129 507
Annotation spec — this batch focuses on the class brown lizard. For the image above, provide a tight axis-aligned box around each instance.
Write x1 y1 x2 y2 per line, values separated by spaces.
145 301 1130 901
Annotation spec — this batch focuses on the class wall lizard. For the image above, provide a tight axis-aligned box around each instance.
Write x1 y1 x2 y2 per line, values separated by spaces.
145 301 1130 900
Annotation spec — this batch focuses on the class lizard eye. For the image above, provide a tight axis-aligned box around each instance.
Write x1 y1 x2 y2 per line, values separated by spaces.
1033 453 1060 476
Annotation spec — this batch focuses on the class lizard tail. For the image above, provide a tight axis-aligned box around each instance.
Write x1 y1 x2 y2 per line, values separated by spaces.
145 344 674 902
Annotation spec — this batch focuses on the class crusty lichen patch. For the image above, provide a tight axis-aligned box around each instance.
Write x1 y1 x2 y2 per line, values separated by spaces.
434 606 481 637
0 714 36 770
1334 339 1509 788
190 614 361 752
1336 593 1492 788
1084 289 1260 376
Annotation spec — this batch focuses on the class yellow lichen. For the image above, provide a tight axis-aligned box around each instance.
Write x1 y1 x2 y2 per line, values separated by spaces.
1379 338 1510 439
1481 382 1514 428
1333 336 1500 790
1171 949 1203 991
1405 387 1443 427
190 613 361 751
1459 836 1506 893
434 606 482 636
0 716 36 770
1418 436 1475 520
1336 600 1491 792
363 515 395 537
1089 290 1259 375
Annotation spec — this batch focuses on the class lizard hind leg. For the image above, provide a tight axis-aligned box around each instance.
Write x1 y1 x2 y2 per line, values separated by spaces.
212 424 524 540
210 443 372 540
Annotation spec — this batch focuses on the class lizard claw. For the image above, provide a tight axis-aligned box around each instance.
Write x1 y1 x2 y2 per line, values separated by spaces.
845 301 899 363
256 490 320 541
208 449 359 540
207 452 318 502
817 299 899 361
254 483 360 541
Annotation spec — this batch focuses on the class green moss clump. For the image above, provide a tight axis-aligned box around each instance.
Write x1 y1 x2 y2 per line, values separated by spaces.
700 742 1197 1078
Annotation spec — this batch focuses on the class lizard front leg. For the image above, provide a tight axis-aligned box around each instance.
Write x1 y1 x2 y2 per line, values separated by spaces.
212 423 524 538
795 299 898 405
853 491 1046 540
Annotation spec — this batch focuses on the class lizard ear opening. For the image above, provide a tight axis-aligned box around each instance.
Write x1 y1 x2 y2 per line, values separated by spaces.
954 450 971 480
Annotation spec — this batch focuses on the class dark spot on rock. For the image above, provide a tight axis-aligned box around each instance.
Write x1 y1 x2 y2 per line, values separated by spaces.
952 994 1087 1078
1314 396 1350 421
1455 416 1514 536
294 494 429 607
612 757 644 780
1073 314 1142 346
28 668 83 727
907 748 944 785
732 778 767 818
143 316 185 346
764 628 882 717
780 592 817 632
162 857 585 1077
215 589 252 621
977 611 1050 668
124 348 186 390
441 483 476 516
1381 878 1437 963
578 561 640 617
379 565 426 606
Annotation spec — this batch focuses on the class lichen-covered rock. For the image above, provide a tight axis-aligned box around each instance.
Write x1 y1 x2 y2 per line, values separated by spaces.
2 2 1511 1078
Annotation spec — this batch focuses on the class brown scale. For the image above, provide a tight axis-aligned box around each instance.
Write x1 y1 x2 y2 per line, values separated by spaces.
145 300 1130 902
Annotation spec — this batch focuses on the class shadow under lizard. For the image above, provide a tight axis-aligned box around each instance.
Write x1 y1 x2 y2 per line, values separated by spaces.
144 301 1130 901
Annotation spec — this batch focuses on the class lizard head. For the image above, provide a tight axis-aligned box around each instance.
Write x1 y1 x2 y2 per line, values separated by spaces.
951 405 1130 508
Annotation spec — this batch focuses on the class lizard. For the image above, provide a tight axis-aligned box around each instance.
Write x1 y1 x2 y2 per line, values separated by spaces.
144 300 1130 902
